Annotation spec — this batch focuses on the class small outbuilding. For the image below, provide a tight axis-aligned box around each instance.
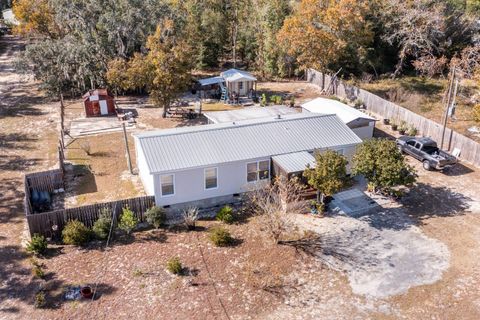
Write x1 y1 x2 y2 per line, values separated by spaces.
302 97 376 140
198 68 257 102
83 89 116 117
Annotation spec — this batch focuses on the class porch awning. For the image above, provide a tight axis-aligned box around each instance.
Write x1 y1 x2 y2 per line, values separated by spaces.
198 76 225 86
272 151 316 174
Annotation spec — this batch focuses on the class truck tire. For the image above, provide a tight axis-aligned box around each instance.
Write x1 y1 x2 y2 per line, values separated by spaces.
422 160 431 171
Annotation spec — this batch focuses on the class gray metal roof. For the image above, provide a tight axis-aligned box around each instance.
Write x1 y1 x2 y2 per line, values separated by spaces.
135 113 362 174
204 106 299 124
272 151 316 173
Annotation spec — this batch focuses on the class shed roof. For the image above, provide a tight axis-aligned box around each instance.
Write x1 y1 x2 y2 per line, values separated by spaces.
204 106 298 124
198 76 225 86
82 89 113 100
220 68 257 83
302 97 376 125
272 151 316 174
135 113 361 174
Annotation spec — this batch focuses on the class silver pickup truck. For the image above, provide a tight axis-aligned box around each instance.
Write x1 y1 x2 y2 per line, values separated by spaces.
396 136 457 171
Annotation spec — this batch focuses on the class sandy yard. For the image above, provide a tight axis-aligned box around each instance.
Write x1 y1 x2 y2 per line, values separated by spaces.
1 34 480 320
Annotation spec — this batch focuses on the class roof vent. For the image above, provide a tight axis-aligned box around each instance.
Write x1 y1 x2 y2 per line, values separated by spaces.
276 114 281 119
232 121 236 125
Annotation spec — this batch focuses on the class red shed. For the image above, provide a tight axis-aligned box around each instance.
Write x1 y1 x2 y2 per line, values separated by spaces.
83 89 116 117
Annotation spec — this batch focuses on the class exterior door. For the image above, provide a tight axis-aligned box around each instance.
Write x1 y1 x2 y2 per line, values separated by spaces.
91 101 100 116
99 100 108 115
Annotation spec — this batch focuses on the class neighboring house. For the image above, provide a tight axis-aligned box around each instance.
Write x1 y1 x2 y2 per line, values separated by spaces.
134 113 362 211
198 68 257 100
204 106 298 124
83 89 116 117
302 97 376 139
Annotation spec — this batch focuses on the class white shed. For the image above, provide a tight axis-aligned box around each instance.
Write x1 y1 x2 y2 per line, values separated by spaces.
302 97 377 139
220 68 257 97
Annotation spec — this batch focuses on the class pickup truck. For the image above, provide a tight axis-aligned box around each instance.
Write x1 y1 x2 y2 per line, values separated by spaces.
396 136 457 171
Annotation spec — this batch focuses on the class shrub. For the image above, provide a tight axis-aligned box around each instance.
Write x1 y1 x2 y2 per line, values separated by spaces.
145 206 166 229
92 208 113 240
407 125 418 136
32 265 45 279
289 96 295 107
209 226 234 247
183 207 199 230
260 93 267 107
473 104 480 122
34 291 47 308
354 98 364 108
26 234 48 255
118 207 138 235
79 140 91 156
62 220 91 245
166 257 182 275
398 120 408 132
216 206 234 224
270 95 282 105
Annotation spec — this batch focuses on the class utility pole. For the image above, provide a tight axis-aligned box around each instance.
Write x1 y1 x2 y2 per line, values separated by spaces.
59 93 65 149
440 67 456 150
122 122 133 174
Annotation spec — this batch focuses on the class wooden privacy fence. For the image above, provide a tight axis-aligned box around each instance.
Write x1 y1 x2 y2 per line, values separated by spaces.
24 169 64 216
307 69 480 168
26 195 155 238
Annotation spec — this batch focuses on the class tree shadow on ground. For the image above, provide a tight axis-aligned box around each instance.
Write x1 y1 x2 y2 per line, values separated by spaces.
0 178 26 225
443 163 474 177
0 155 41 171
0 133 37 150
401 182 471 224
65 164 98 196
44 280 116 309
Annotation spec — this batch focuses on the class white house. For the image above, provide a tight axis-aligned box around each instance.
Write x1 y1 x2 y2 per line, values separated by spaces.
198 68 257 99
134 113 362 211
302 97 376 139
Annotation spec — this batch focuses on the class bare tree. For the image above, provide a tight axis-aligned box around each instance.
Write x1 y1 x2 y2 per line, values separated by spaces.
381 0 447 77
244 176 308 244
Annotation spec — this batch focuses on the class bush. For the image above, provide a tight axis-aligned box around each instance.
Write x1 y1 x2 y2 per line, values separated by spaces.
216 206 234 224
473 104 480 122
166 257 182 275
34 291 47 308
92 208 113 240
407 125 418 136
32 265 45 279
62 220 91 245
260 93 267 107
398 120 408 132
26 234 48 255
183 207 199 230
209 226 234 247
270 95 282 105
118 207 138 235
145 206 166 229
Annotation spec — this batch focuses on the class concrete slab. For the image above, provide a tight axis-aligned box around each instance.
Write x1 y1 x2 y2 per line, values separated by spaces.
69 117 135 137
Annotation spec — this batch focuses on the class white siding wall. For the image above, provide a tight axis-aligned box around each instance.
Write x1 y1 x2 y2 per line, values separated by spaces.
352 124 374 140
153 157 270 206
134 137 154 195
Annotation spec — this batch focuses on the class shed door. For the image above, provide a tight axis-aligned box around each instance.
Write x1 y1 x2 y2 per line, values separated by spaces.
99 100 108 115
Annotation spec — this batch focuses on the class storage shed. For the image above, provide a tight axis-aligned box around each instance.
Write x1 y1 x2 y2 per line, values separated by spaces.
83 89 116 117
302 97 377 139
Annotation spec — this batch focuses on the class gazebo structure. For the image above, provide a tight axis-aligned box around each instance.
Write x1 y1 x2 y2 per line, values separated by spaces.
198 68 257 103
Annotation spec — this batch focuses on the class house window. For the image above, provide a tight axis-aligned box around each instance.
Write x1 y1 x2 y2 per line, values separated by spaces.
205 167 218 189
335 149 345 155
247 160 270 182
259 160 270 180
160 174 174 196
239 82 244 90
247 162 258 182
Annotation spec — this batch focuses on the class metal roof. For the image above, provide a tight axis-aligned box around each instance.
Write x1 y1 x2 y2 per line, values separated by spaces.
135 113 362 174
302 97 376 124
204 106 298 124
198 76 225 86
272 151 316 173
220 68 257 83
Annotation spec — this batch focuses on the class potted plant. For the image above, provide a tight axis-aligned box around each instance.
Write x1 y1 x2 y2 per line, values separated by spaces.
398 121 408 135
383 118 390 125
390 120 398 131
80 286 93 299
407 125 418 136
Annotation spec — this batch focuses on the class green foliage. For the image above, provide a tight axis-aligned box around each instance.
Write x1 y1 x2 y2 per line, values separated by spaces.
26 234 48 255
118 207 138 235
145 206 166 229
32 265 45 279
216 206 234 224
209 226 234 247
62 220 91 245
407 125 418 136
473 104 480 122
269 95 283 105
34 291 47 308
92 208 112 240
398 120 408 132
303 150 348 202
352 139 417 191
166 257 183 275
260 93 268 107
